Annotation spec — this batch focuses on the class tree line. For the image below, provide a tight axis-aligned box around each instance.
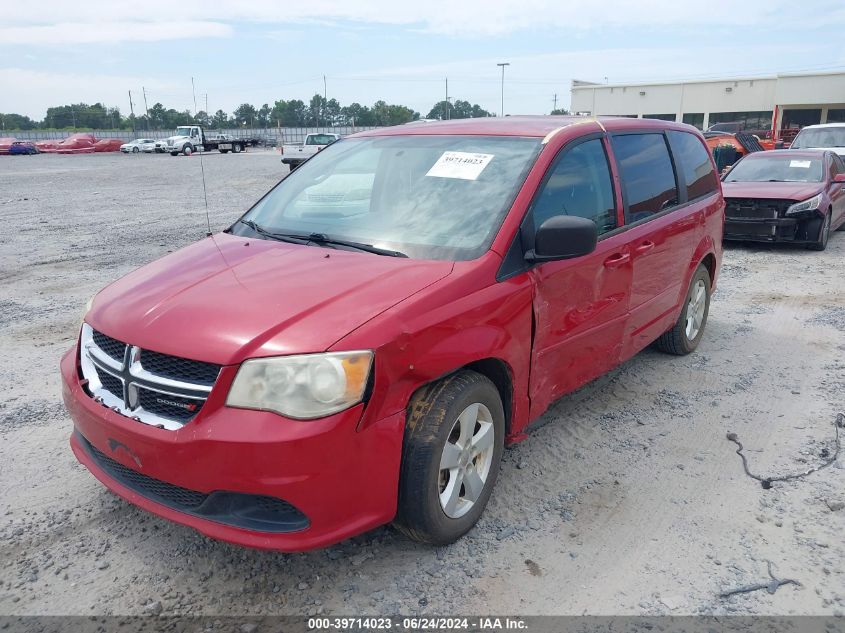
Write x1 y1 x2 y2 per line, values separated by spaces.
0 94 508 132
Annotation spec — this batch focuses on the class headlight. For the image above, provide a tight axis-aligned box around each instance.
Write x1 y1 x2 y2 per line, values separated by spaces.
786 193 823 215
226 351 373 419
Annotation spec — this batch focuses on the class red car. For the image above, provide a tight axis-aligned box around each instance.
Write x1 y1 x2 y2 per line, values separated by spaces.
62 116 724 551
722 150 845 250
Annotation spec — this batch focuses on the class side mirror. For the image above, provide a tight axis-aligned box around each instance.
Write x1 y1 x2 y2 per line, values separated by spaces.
834 173 845 183
525 215 598 263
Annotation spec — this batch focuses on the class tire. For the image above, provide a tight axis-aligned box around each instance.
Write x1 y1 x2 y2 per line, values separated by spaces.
233 143 242 154
807 210 831 250
182 144 193 156
656 265 711 355
394 370 505 545
170 151 179 156
219 149 229 154
132 146 139 154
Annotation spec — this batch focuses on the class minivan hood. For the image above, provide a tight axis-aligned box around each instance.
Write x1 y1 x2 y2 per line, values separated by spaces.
722 181 823 201
87 233 453 365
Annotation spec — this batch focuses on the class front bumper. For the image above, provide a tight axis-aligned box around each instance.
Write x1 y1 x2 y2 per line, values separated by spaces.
61 346 404 551
724 214 821 244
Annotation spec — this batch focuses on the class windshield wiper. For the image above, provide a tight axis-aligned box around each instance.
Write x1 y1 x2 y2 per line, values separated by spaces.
305 233 408 258
238 221 407 257
237 219 309 244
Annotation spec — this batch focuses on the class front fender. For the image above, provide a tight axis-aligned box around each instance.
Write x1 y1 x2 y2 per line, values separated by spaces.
335 265 535 439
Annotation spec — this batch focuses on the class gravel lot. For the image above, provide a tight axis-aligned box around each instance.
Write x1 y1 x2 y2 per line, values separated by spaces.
1 151 843 617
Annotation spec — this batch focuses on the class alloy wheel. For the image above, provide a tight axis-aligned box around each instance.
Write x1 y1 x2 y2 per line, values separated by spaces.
685 279 707 340
438 402 495 519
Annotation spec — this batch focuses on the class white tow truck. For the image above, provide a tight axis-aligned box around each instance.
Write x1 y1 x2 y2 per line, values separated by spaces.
281 133 341 170
154 126 259 156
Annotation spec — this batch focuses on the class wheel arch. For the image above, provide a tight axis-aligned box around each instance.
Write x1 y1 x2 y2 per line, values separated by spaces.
405 357 515 436
699 251 717 285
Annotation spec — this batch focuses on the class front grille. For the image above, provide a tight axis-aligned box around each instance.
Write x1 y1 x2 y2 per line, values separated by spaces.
80 324 217 430
139 389 202 422
95 367 123 399
725 198 794 220
79 433 310 533
139 350 220 386
92 331 126 361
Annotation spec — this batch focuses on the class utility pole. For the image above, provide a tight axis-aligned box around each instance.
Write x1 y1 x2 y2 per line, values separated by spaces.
142 86 150 125
128 90 136 135
497 62 510 117
552 93 558 113
323 75 327 128
445 76 449 120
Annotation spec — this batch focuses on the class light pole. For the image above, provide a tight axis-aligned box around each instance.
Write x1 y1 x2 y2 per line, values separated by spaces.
497 62 510 116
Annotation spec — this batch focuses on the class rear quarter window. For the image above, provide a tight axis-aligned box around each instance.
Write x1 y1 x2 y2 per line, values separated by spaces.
667 130 719 200
611 133 679 223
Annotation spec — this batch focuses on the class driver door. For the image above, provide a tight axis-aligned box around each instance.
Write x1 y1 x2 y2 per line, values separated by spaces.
528 135 632 417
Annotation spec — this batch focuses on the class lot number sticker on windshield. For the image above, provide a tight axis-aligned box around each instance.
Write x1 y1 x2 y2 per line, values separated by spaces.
426 151 494 180
789 160 812 168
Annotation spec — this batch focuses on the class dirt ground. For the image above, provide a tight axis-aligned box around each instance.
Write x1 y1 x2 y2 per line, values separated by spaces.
1 151 843 617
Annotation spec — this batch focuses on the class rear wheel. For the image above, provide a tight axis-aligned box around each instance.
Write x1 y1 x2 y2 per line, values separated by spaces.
656 265 711 355
233 143 242 154
808 210 831 251
394 371 504 545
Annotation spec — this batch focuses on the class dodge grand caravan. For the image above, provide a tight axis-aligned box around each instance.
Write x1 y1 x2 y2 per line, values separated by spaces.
62 116 724 551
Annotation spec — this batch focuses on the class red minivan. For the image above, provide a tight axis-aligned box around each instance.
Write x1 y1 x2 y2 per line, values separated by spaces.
62 116 723 551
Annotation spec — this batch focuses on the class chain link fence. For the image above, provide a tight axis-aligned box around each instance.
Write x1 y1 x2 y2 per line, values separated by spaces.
7 126 382 144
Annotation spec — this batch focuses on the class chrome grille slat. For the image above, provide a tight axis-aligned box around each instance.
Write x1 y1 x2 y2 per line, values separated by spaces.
79 323 220 430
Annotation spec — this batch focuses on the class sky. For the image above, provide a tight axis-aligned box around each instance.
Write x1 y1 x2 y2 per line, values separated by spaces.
2 0 845 121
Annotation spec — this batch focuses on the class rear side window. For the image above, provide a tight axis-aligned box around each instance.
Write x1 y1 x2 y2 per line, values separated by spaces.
667 131 718 200
530 138 617 235
611 134 678 223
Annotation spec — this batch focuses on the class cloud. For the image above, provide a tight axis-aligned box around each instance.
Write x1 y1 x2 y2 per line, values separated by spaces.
0 68 178 118
0 21 231 45
4 0 842 42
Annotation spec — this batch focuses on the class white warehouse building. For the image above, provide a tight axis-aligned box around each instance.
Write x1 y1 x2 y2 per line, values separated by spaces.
569 70 845 140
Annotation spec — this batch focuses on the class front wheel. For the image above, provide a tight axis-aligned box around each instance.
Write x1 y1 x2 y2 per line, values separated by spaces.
182 144 193 156
807 210 831 251
656 265 711 355
394 370 504 545
132 146 140 154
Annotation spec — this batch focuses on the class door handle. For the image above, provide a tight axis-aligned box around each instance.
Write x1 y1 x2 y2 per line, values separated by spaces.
603 252 631 268
635 240 655 254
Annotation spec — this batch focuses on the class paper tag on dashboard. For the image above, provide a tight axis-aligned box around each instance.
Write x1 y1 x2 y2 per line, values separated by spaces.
789 160 811 168
426 151 494 180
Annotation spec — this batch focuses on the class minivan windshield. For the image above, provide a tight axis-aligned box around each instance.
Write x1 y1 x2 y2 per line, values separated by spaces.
234 135 541 260
791 127 845 149
724 154 823 183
